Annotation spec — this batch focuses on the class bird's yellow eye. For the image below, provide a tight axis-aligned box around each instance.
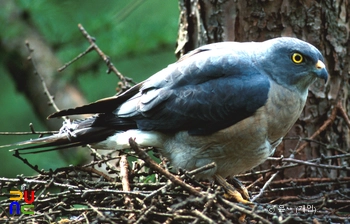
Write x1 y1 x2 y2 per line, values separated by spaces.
291 53 304 64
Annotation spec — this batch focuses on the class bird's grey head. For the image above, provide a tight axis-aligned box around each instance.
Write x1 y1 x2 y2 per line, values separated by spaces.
255 37 328 92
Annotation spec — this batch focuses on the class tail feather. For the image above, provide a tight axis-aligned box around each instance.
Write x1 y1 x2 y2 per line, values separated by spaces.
6 114 137 154
9 134 74 149
48 83 143 118
11 142 84 154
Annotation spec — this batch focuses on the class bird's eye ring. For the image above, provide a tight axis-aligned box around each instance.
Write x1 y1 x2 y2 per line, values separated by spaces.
291 53 303 64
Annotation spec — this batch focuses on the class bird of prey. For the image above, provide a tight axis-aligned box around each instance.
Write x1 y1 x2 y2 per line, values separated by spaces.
7 37 328 203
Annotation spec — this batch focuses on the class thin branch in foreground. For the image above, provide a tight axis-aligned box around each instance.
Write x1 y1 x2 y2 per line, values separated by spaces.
57 45 95 72
134 205 156 224
251 171 279 202
120 155 136 220
176 209 216 224
88 145 121 175
237 153 350 178
57 24 135 94
269 156 350 171
283 136 347 154
295 101 338 154
128 138 202 197
218 196 271 224
0 131 58 135
25 41 65 117
74 166 114 182
77 24 135 91
12 150 47 175
143 162 216 202
336 100 350 128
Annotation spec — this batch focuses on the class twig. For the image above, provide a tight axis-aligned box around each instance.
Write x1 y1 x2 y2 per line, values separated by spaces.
88 146 120 175
25 41 65 117
80 189 148 198
246 175 264 190
336 100 350 128
12 150 47 175
192 198 216 224
218 196 271 224
177 209 215 224
284 137 347 154
295 105 337 154
237 153 350 178
82 213 90 224
270 157 350 171
120 155 131 193
0 131 58 135
58 45 95 72
185 162 216 176
263 180 350 194
134 205 155 224
74 166 114 182
86 202 105 218
270 176 350 185
295 100 347 154
128 138 202 197
236 163 298 178
251 171 279 202
143 162 216 202
77 24 135 91
120 155 135 220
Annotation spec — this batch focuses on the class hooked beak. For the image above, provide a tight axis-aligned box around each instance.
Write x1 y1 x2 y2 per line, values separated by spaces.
315 60 328 83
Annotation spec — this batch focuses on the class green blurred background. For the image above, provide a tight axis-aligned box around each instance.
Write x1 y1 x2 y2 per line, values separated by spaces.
0 0 179 177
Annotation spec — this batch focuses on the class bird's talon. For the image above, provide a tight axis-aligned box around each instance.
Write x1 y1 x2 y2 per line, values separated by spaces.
223 189 254 223
215 174 253 205
223 190 254 205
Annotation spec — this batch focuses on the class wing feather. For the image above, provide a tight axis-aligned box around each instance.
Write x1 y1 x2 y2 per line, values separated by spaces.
49 42 270 136
117 42 270 135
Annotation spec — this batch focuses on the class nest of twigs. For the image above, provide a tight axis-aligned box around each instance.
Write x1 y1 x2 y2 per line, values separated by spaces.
0 138 349 224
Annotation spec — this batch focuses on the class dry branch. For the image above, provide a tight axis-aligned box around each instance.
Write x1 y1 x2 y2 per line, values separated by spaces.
1 138 349 223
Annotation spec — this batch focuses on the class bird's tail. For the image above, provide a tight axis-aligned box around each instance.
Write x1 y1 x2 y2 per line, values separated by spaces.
2 114 137 154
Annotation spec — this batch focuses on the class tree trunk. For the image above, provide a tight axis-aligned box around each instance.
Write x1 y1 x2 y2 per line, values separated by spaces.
177 0 350 180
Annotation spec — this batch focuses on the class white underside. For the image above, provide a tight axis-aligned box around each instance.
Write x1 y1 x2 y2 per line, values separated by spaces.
91 129 167 150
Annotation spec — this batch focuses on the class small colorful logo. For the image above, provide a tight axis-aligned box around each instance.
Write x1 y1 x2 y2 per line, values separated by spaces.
9 190 35 215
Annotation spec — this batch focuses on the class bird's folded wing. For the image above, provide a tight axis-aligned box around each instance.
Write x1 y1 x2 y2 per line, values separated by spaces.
116 43 271 135
49 42 271 135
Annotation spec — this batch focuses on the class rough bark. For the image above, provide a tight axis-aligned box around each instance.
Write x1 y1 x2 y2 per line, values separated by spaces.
177 0 350 180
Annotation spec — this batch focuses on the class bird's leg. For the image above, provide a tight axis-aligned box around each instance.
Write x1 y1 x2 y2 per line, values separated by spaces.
214 174 254 223
229 176 251 201
214 174 253 205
